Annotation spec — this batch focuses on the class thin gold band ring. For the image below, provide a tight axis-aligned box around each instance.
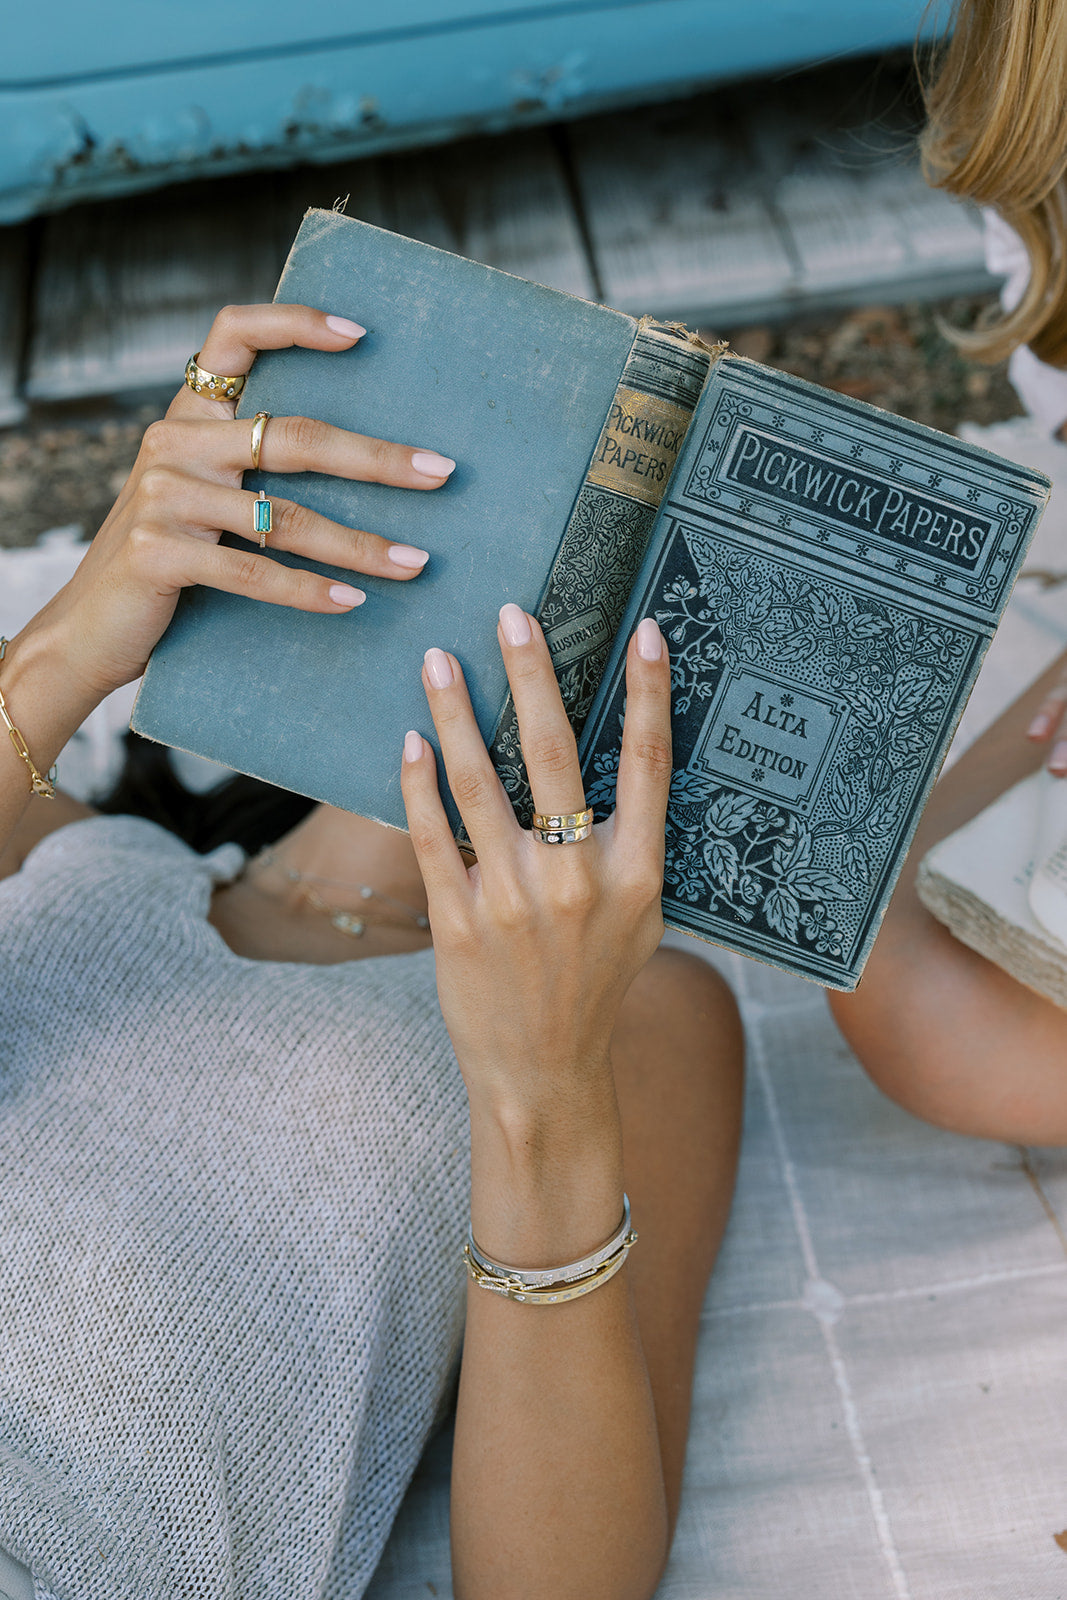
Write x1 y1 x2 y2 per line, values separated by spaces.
250 412 271 471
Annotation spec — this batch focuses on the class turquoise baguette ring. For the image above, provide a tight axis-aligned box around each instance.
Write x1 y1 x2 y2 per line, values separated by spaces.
184 352 247 402
253 490 272 549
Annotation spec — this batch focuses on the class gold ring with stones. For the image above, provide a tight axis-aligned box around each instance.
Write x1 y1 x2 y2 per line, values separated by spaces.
249 411 271 471
531 807 594 844
184 352 247 403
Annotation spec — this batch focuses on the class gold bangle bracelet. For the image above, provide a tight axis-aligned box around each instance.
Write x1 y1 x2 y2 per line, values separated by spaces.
463 1240 634 1303
0 639 57 800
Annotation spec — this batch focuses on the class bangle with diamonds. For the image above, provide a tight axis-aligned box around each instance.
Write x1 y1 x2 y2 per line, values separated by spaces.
463 1196 637 1304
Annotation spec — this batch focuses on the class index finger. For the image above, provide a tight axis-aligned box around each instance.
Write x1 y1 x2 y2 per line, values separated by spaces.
611 618 672 849
168 303 367 421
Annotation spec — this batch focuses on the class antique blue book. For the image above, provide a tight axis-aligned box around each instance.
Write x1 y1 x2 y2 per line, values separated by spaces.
132 208 1050 988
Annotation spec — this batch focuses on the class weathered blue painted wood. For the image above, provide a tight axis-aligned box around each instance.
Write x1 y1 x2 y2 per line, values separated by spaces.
2 1 934 222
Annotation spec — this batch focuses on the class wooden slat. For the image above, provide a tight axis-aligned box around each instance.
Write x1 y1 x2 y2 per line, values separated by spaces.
275 157 393 239
25 129 590 406
21 63 997 408
569 70 991 328
0 226 28 427
25 167 390 402
382 129 594 299
567 95 796 324
748 76 991 314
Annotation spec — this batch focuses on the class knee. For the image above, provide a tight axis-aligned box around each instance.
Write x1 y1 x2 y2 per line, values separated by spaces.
623 946 745 1089
615 946 745 1211
826 984 981 1135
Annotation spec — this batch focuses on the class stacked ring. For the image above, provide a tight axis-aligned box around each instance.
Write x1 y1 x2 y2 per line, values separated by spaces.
531 808 594 845
253 489 272 549
184 352 247 402
249 411 271 471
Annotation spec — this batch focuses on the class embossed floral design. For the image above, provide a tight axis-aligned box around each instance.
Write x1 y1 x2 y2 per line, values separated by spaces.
583 528 977 969
653 539 969 885
666 789 854 948
800 904 844 956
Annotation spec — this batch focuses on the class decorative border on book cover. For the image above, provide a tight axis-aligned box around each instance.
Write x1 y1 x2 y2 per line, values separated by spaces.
486 325 714 826
682 361 1040 624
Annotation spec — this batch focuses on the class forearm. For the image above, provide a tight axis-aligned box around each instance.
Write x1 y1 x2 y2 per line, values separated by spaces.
0 621 102 862
451 1074 669 1600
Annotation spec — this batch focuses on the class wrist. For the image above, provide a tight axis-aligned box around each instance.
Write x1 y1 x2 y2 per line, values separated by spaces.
466 1071 626 1267
0 623 102 780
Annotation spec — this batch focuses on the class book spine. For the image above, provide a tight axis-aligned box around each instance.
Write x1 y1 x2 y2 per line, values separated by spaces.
489 321 717 824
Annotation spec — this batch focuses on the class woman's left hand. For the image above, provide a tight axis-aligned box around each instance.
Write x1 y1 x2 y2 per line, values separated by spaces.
400 603 671 1123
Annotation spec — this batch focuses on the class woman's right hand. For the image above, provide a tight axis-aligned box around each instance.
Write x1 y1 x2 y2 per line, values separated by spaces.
11 301 456 705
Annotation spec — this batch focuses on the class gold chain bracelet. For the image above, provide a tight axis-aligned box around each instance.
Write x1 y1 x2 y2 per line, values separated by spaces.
0 639 57 799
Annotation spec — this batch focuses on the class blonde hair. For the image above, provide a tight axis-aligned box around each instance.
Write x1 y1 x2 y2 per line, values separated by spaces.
920 0 1067 365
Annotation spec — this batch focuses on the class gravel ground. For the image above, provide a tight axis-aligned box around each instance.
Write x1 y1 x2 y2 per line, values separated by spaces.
0 294 1022 551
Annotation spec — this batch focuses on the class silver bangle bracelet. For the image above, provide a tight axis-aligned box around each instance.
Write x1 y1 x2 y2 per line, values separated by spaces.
463 1237 634 1304
466 1195 632 1290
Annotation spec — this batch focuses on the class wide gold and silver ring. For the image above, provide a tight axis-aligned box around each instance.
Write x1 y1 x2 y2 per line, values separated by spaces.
184 352 247 402
531 808 594 845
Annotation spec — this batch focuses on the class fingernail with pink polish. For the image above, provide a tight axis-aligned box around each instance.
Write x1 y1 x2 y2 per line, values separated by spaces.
424 647 454 689
389 544 430 570
1028 713 1052 738
325 315 366 339
411 451 456 479
636 617 663 661
329 583 365 608
404 730 424 763
1051 740 1067 772
499 602 532 646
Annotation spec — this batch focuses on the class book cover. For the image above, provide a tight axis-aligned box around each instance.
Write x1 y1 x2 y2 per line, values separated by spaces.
579 358 1050 988
131 210 710 834
132 209 1051 989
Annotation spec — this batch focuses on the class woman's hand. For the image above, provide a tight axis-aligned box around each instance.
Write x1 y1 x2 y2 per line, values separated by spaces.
14 302 455 703
401 603 671 1259
1027 653 1067 773
402 604 669 1105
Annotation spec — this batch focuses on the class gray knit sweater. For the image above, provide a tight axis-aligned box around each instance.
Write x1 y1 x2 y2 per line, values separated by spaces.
0 816 470 1600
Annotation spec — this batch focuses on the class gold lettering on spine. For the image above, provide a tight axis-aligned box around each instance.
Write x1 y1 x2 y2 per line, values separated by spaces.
587 387 694 508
